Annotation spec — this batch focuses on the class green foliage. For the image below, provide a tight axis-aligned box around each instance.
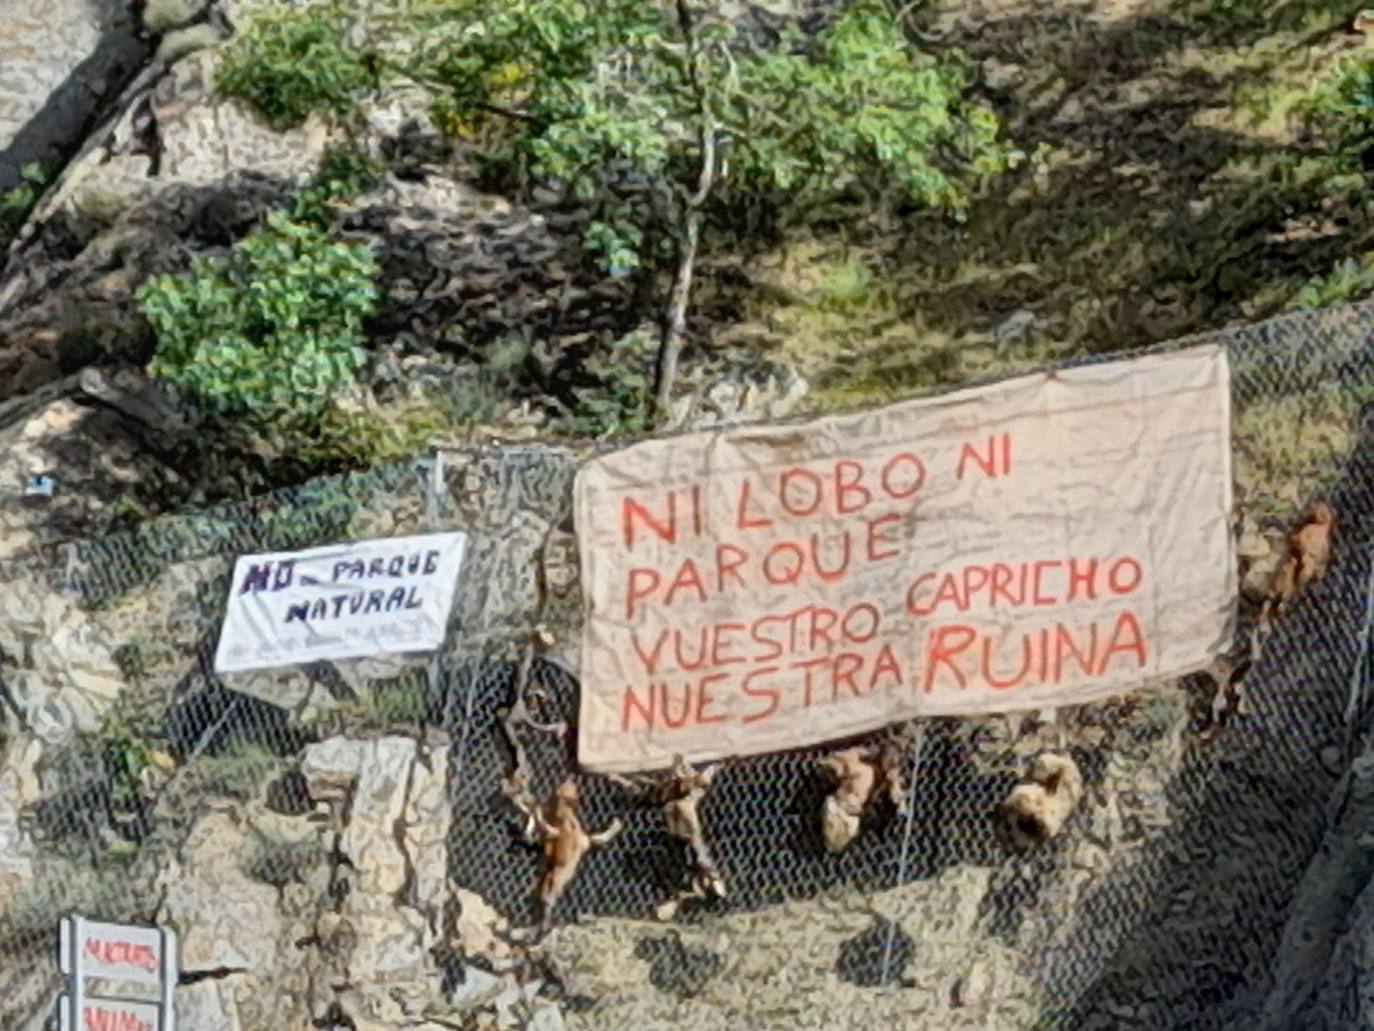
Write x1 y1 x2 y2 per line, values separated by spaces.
208 1 1014 429
111 640 177 685
563 329 656 437
244 831 327 886
106 496 158 533
292 396 449 470
290 145 384 228
421 0 1014 272
197 742 282 800
97 692 168 814
216 3 379 129
138 210 380 428
812 254 881 313
724 5 1010 207
0 162 49 238
361 667 439 724
251 479 362 549
1301 52 1374 174
1285 255 1374 310
411 0 1014 421
1172 0 1349 33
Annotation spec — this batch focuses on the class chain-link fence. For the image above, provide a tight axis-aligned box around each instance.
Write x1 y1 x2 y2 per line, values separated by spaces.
0 301 1371 1030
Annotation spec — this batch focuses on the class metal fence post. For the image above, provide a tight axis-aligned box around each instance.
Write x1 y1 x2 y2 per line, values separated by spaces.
71 914 84 1031
880 722 926 986
1344 552 1374 742
162 925 178 1031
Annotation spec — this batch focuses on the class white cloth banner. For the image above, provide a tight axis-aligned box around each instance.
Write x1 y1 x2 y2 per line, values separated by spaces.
213 532 467 673
575 344 1236 773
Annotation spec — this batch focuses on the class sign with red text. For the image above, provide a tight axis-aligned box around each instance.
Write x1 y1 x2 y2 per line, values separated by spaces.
213 532 468 674
59 996 160 1031
575 344 1235 772
59 915 177 1031
60 917 164 986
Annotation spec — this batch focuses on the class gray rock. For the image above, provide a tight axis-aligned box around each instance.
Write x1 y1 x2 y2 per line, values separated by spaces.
300 736 452 1017
494 982 529 1028
993 309 1039 351
159 811 284 971
1236 526 1272 559
1242 548 1283 602
981 58 1024 92
152 51 333 188
449 966 505 1011
528 1003 567 1031
175 978 241 1030
143 0 210 34
0 0 148 191
952 960 992 1007
0 733 42 909
77 368 196 437
156 24 228 65
0 394 185 560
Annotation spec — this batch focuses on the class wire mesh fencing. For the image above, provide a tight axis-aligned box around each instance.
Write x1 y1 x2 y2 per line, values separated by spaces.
0 300 1371 1029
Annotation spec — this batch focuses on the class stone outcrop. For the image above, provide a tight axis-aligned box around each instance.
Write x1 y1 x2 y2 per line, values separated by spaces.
148 734 456 1030
0 0 148 192
299 735 452 1028
0 378 189 560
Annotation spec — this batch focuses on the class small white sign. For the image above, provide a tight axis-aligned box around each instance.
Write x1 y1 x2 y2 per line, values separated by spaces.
60 918 164 986
59 995 161 1031
59 916 176 1031
213 532 468 674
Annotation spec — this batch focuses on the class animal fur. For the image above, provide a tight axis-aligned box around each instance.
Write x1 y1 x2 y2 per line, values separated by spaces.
817 725 918 852
509 777 621 927
1000 752 1083 849
818 747 880 852
659 755 726 901
1264 501 1335 621
609 755 727 918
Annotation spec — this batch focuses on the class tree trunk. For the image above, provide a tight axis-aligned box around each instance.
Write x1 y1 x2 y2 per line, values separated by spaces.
655 208 702 421
654 0 714 424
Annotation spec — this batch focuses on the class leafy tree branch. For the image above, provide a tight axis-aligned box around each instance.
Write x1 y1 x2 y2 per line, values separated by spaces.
216 0 1018 427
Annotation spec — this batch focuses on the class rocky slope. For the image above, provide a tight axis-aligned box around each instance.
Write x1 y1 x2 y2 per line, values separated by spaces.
2 3 1374 1030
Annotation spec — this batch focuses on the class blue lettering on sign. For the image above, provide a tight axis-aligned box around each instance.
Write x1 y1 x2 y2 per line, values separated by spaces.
240 560 296 594
281 586 426 625
329 549 447 582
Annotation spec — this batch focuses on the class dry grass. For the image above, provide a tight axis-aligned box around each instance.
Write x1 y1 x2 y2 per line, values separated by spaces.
715 0 1374 413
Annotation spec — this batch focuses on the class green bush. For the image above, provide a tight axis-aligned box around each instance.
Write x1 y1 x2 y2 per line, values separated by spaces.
96 691 169 815
138 211 380 428
244 831 327 887
197 742 283 800
210 0 1016 426
290 144 384 229
216 3 378 130
1285 255 1374 310
1302 52 1374 173
0 162 48 239
565 329 656 438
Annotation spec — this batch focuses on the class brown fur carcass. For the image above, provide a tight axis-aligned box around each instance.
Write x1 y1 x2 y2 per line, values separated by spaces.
1000 752 1083 850
510 777 622 927
818 747 880 852
654 755 727 919
817 726 914 852
1263 501 1335 621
